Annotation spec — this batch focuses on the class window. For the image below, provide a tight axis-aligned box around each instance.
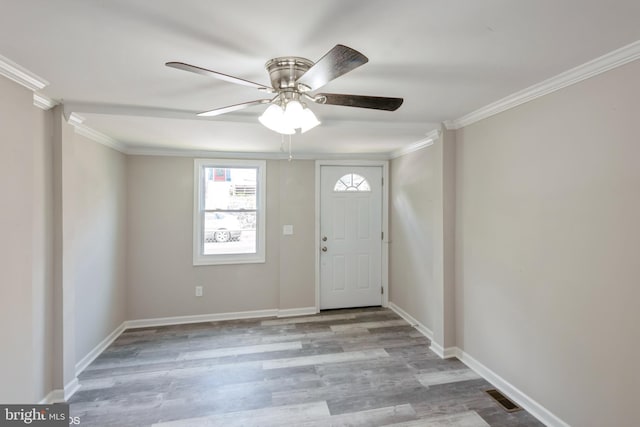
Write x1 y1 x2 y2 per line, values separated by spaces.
333 173 371 192
193 159 266 265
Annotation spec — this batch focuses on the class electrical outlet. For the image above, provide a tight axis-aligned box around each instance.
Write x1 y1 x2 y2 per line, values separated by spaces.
195 286 203 297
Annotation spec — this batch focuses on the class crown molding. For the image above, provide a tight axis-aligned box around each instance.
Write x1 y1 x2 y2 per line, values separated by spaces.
445 39 640 130
33 92 58 110
124 145 390 160
67 112 85 127
0 54 49 91
67 112 128 153
389 128 441 159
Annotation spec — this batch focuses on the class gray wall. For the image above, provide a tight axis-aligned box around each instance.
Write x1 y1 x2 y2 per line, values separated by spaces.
389 136 456 350
277 160 316 310
126 156 315 319
389 147 438 331
0 74 128 402
455 59 640 426
0 75 54 402
72 132 128 364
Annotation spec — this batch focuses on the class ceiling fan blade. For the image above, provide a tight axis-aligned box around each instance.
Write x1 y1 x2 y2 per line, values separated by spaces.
296 45 368 91
197 99 272 117
166 62 272 91
314 93 403 111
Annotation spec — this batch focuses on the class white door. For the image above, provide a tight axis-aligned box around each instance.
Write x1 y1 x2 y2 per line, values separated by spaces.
320 166 382 309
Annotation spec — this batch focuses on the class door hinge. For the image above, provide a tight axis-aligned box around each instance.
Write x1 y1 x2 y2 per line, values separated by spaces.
381 286 384 295
381 177 384 186
381 231 384 240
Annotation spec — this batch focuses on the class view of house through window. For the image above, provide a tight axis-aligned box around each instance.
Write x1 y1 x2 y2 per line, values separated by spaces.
203 166 257 255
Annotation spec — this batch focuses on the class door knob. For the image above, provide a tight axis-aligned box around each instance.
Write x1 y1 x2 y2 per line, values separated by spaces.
322 246 328 252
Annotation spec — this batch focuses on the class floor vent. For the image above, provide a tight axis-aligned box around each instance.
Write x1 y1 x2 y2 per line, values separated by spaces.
485 389 522 413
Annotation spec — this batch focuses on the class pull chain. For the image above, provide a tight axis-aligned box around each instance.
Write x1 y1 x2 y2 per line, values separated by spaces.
288 134 293 162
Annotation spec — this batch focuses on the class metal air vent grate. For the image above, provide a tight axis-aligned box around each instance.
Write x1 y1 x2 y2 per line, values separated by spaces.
485 389 522 413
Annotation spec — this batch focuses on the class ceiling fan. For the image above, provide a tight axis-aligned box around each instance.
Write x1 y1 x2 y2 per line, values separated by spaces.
166 44 403 134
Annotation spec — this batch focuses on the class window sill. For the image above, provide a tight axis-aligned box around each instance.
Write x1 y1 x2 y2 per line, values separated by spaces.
193 254 266 266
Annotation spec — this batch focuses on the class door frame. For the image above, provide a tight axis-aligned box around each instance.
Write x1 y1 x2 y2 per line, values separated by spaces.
314 160 389 312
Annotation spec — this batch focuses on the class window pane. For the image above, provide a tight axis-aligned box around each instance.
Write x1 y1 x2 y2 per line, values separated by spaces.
204 167 257 211
195 159 265 265
334 173 371 192
202 167 258 256
203 211 256 255
334 180 347 191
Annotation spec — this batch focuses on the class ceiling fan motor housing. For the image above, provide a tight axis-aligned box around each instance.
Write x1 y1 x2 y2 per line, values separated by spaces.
265 57 314 91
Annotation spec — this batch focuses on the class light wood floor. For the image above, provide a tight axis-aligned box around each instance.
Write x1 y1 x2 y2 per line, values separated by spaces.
70 308 543 426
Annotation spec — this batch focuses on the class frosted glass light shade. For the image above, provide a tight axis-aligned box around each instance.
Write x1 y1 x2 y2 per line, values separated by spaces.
300 107 321 133
259 104 295 135
259 102 320 134
284 100 304 123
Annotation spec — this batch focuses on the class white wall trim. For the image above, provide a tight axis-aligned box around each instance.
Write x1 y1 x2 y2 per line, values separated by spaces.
33 92 57 110
383 307 571 427
449 347 570 427
388 302 458 358
389 129 440 159
75 322 127 376
67 112 129 153
429 341 445 359
66 306 316 396
38 379 81 403
0 54 49 91
127 147 292 159
64 378 81 401
445 39 640 130
39 389 65 404
124 146 391 161
442 347 458 359
388 302 434 341
125 309 279 329
277 307 318 318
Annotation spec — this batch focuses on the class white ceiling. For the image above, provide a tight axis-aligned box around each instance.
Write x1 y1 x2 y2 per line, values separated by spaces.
1 0 639 155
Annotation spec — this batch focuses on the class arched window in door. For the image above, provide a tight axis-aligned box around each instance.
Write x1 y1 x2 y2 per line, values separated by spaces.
333 173 371 192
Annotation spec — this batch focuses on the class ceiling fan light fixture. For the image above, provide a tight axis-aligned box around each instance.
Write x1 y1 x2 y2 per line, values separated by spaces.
259 104 295 135
299 107 321 133
284 100 304 123
259 101 320 135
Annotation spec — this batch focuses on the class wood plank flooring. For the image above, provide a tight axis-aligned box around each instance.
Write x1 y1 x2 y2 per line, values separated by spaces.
70 308 544 426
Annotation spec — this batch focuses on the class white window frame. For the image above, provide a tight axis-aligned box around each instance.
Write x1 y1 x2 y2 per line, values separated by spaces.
193 158 266 266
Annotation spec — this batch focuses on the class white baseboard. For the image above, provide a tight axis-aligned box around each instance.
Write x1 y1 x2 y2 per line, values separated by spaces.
125 308 279 329
38 377 81 405
77 307 309 377
64 378 80 401
429 340 445 358
388 302 435 341
450 347 570 427
47 307 316 405
388 303 566 425
442 346 458 359
389 302 459 359
277 307 317 318
75 322 127 376
39 389 65 404
40 377 81 404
